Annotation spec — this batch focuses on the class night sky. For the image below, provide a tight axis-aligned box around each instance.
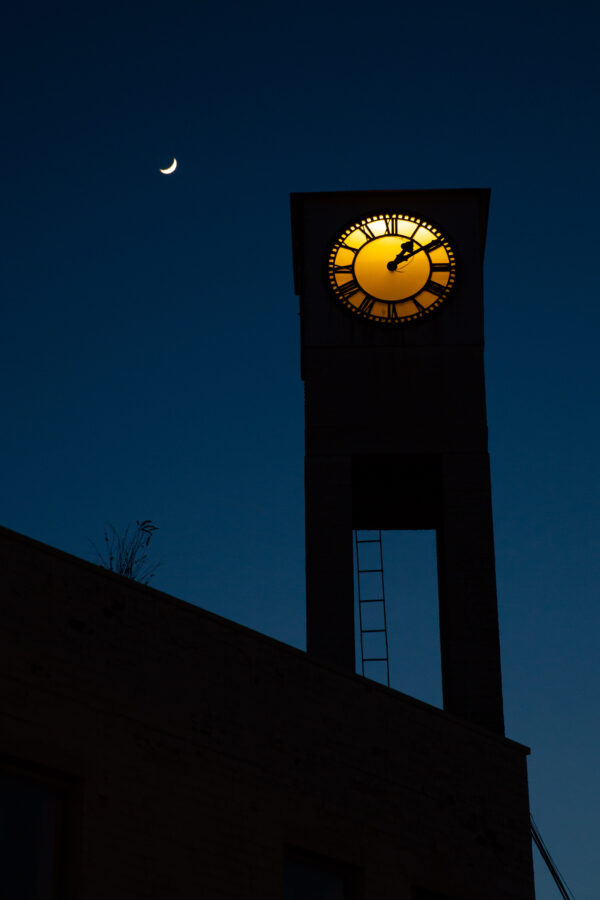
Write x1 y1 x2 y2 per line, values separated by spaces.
3 2 599 897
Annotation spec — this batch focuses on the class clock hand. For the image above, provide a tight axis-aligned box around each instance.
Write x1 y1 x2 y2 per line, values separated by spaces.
387 239 441 271
387 240 415 271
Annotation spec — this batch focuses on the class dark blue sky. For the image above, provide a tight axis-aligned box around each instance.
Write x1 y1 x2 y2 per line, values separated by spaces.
3 2 599 897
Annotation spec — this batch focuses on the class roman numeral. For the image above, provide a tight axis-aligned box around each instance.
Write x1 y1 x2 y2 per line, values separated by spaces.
424 239 443 253
334 264 354 275
425 280 446 296
339 279 361 297
430 263 450 272
387 302 398 319
413 299 425 314
358 296 375 314
359 222 375 239
341 242 358 254
384 216 398 235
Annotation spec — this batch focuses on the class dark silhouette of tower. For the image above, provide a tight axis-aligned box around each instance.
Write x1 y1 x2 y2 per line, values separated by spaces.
292 188 504 733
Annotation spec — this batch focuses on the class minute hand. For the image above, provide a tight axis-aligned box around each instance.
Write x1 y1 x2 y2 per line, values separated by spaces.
387 239 442 270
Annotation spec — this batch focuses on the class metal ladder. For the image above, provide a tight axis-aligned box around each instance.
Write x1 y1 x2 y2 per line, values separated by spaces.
354 530 390 686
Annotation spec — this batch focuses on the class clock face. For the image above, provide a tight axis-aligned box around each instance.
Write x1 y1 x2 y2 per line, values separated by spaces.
328 212 457 324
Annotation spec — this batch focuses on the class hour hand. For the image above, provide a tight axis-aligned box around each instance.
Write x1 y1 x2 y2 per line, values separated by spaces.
387 240 415 271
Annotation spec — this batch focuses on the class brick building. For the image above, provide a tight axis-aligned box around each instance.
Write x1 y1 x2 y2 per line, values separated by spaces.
0 524 533 899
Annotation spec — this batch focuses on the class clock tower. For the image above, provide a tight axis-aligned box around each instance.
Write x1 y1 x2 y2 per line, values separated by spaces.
291 188 504 734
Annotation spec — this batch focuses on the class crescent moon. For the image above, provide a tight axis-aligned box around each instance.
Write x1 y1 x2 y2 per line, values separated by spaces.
159 158 177 175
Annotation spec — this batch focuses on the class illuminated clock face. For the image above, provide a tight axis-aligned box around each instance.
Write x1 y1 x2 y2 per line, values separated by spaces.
328 212 457 324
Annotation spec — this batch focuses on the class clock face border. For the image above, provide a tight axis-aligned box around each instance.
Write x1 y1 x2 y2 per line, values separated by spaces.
326 211 458 326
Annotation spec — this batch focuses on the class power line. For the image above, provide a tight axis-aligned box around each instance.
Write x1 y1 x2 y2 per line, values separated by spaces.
530 814 576 900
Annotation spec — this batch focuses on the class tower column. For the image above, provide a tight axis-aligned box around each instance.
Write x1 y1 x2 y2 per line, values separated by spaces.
437 452 505 733
305 454 355 671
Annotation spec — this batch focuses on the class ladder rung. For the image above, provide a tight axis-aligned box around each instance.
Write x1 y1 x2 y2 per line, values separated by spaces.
361 628 386 634
360 598 384 604
356 539 381 544
357 568 382 574
363 657 388 662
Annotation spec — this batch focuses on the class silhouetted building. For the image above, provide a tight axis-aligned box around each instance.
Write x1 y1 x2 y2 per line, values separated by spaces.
0 189 535 899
